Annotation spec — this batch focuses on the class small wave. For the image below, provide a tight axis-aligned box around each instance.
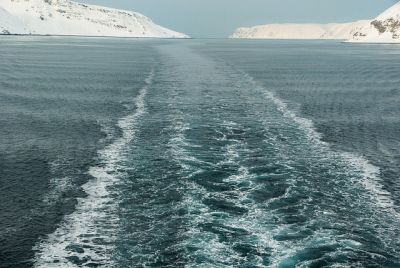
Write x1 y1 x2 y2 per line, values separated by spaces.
40 176 74 207
170 118 278 266
242 72 399 219
342 152 398 214
33 70 154 267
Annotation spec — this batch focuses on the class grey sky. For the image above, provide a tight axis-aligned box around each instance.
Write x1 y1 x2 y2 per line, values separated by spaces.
80 0 397 38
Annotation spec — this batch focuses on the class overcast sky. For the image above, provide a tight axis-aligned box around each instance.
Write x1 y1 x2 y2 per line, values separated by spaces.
80 0 397 38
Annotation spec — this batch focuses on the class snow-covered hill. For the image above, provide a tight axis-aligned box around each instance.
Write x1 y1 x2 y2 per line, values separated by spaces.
0 7 27 34
348 2 400 43
0 0 187 38
231 21 369 40
231 1 400 43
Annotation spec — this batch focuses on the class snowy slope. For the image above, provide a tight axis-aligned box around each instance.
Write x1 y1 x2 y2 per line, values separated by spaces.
232 1 400 43
0 7 27 34
0 0 187 38
348 2 400 43
231 21 369 40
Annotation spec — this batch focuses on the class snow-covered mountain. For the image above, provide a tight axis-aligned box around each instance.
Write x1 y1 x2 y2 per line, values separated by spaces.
231 1 400 43
231 21 369 40
348 2 400 43
0 6 27 34
0 0 187 38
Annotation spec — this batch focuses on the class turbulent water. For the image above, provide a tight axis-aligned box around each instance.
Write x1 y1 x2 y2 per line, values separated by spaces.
0 37 399 267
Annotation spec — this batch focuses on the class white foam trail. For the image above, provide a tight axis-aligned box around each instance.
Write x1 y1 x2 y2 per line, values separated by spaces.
170 119 278 266
41 177 74 207
342 153 398 212
33 70 154 267
242 73 399 219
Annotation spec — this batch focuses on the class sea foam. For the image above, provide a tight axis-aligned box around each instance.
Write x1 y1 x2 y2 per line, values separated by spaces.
242 72 399 219
33 70 154 267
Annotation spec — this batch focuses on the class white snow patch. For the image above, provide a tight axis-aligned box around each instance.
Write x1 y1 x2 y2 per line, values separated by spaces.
231 21 369 40
231 1 400 43
0 0 188 38
347 2 400 43
0 6 26 34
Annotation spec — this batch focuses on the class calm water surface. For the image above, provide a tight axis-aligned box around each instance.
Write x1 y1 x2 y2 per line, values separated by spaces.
0 37 399 267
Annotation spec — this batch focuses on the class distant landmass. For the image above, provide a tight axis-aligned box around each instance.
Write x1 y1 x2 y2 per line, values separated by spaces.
231 1 400 43
0 0 188 38
349 2 400 43
231 21 368 40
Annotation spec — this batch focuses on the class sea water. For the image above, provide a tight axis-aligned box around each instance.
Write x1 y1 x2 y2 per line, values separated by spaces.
0 37 399 267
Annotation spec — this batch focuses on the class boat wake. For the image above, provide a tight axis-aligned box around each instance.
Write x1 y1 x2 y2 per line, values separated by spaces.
32 44 400 267
242 72 400 220
151 46 400 266
33 70 154 267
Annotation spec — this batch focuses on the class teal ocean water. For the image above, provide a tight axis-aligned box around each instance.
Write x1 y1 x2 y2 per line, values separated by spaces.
0 37 399 267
